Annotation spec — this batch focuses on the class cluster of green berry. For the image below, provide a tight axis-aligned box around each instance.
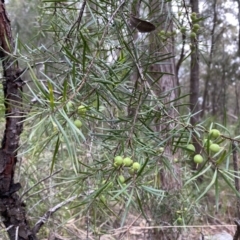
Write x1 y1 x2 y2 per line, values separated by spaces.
114 156 141 183
179 12 201 41
66 102 87 129
158 30 176 42
186 129 222 164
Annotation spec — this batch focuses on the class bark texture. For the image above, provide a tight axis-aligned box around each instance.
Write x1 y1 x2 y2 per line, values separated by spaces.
0 1 37 239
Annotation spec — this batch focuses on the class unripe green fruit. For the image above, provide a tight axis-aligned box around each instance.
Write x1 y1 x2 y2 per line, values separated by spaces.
191 12 197 18
193 154 203 164
177 217 183 224
159 30 165 35
193 23 200 30
180 27 186 33
174 158 178 163
158 147 164 153
210 143 221 153
78 105 87 115
132 162 141 171
53 123 58 132
209 129 221 139
186 144 195 152
66 101 74 109
74 119 82 128
123 157 133 167
118 175 125 183
190 32 197 39
114 156 123 166
129 168 135 175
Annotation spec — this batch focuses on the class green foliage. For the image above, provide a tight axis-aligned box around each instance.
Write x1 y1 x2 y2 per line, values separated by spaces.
6 0 240 238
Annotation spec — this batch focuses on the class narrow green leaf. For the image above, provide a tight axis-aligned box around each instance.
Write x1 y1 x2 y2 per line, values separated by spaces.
216 150 227 166
50 135 61 173
219 170 240 198
48 81 55 110
215 176 219 212
184 164 212 186
196 169 217 202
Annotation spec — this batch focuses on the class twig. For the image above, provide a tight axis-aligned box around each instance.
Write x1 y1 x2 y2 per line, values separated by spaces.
118 213 142 238
66 0 87 40
20 168 63 200
111 224 235 235
32 195 78 234
66 0 126 102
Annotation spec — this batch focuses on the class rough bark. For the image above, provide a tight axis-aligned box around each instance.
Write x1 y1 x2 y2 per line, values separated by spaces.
0 1 37 239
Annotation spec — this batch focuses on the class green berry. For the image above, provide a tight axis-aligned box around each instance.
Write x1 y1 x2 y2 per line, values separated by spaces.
209 129 221 139
210 143 221 153
74 119 82 128
132 162 141 171
78 105 87 115
129 168 135 175
191 12 197 19
193 154 203 164
186 144 195 152
158 147 164 153
66 101 74 109
193 23 200 30
180 27 186 33
190 32 197 39
177 217 183 224
159 30 165 35
118 175 125 183
123 157 133 167
114 156 123 166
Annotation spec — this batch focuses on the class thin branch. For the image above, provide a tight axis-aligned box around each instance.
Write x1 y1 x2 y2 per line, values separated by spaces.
32 195 78 234
66 0 126 102
20 168 63 201
66 0 87 40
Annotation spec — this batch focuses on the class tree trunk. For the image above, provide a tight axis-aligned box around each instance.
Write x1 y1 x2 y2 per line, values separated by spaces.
148 1 181 238
0 1 37 239
149 0 179 191
189 0 199 126
201 0 217 117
